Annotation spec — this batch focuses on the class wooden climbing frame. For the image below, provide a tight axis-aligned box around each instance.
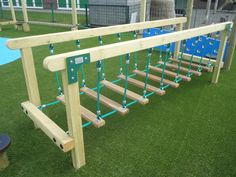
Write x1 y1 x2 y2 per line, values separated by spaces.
7 17 232 169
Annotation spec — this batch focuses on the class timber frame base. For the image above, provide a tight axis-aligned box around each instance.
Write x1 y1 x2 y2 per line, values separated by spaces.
7 17 233 169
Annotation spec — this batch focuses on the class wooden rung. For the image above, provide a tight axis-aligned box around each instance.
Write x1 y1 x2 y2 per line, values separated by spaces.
170 58 213 72
158 61 202 76
149 65 191 82
57 95 105 128
21 101 74 152
80 87 129 115
0 21 16 26
133 70 179 88
118 74 166 96
101 80 149 105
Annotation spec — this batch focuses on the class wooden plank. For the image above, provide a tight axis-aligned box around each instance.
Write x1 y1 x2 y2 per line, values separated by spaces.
80 87 129 115
21 101 74 153
174 23 183 60
0 21 16 26
149 65 191 82
28 21 73 28
118 75 166 96
133 70 180 88
158 61 202 76
169 58 213 72
212 29 228 83
7 17 187 49
101 80 149 105
225 17 236 71
61 70 85 169
43 22 232 72
57 95 105 128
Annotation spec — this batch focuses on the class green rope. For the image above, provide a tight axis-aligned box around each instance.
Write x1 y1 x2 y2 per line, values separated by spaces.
122 54 130 108
98 36 105 80
116 33 123 74
143 48 152 98
160 44 170 90
76 40 86 87
187 37 199 76
49 44 62 95
197 37 208 72
96 61 102 120
207 32 218 67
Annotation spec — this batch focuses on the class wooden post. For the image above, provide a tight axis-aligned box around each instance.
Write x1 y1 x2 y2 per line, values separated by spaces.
0 152 9 170
9 0 17 29
61 70 85 169
21 0 30 32
212 29 228 84
140 0 147 23
174 23 183 59
224 17 236 71
214 0 219 14
186 0 193 29
21 48 41 128
71 0 78 29
204 0 211 24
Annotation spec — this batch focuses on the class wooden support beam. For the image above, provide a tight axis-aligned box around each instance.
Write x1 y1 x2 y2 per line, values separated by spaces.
21 0 30 32
7 17 187 49
174 23 183 60
61 70 85 169
57 95 105 128
80 87 129 115
186 0 194 29
149 65 191 82
9 0 17 29
224 17 236 71
43 22 232 73
170 58 213 72
182 53 223 66
71 0 78 28
212 29 228 83
140 0 147 23
118 75 166 96
133 70 180 88
158 61 202 76
28 21 73 28
101 80 149 105
21 101 74 152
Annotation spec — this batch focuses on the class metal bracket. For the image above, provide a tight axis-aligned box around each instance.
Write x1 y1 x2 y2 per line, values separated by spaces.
66 53 90 84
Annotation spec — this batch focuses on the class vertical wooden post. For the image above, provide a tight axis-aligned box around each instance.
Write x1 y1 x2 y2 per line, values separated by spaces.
61 70 85 169
186 0 194 29
71 0 78 29
21 48 41 128
21 0 30 32
212 29 228 84
204 0 211 24
214 0 219 14
174 23 183 60
9 0 17 29
140 0 146 23
224 17 236 71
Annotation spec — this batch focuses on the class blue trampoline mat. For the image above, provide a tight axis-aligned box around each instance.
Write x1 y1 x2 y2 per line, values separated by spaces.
0 37 20 66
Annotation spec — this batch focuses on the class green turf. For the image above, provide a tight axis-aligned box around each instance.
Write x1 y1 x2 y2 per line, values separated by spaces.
0 24 236 177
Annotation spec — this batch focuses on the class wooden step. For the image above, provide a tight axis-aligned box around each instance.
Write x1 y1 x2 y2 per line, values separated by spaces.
57 95 105 128
118 75 166 96
149 65 191 82
158 61 202 76
101 80 149 105
133 70 179 88
80 87 129 115
170 58 213 72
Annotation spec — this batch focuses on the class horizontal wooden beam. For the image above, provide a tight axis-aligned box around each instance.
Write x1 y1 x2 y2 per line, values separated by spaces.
7 17 186 49
21 101 74 152
0 21 16 26
43 22 232 72
57 95 105 128
80 87 129 115
101 80 149 105
118 75 166 96
29 21 73 28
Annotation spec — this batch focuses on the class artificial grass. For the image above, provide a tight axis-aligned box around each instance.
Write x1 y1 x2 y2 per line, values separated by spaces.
0 24 236 177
